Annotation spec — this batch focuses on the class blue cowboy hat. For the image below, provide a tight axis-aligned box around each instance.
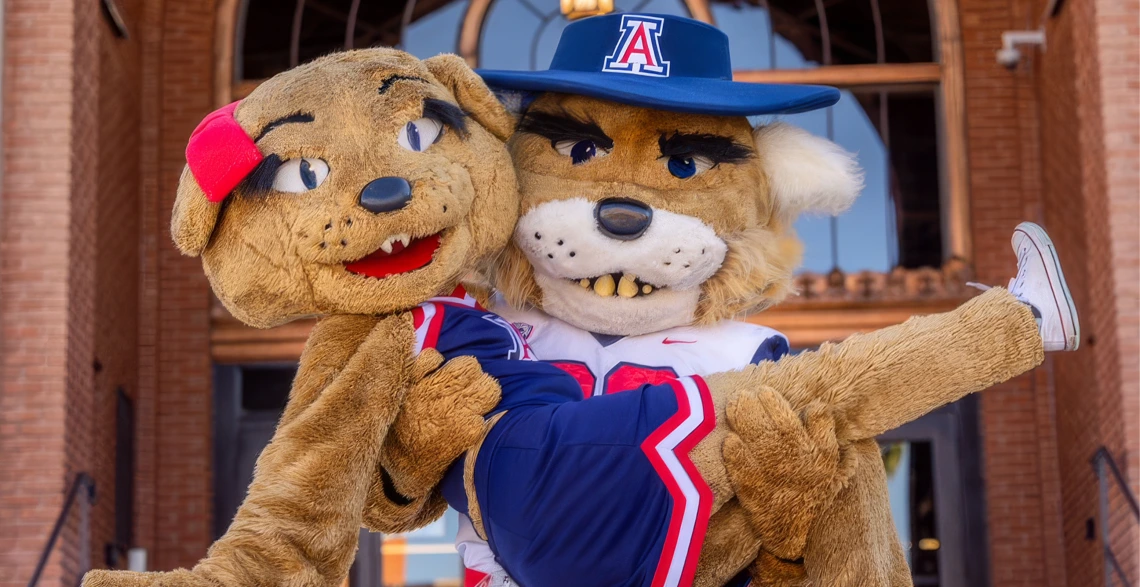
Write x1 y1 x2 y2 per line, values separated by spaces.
476 13 839 116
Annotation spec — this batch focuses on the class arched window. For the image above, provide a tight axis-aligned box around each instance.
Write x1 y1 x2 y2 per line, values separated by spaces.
224 0 970 324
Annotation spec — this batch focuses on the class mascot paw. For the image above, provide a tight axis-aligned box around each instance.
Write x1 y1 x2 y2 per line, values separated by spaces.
724 387 841 562
381 349 502 498
81 569 219 587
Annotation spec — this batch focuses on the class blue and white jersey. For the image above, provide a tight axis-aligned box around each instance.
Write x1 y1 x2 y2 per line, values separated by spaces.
449 297 790 587
491 295 789 398
419 288 719 587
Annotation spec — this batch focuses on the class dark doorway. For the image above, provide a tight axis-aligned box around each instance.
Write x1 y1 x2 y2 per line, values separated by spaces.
212 363 383 585
878 395 991 587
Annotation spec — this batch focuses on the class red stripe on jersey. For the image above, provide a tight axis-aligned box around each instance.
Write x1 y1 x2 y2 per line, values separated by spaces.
464 568 490 587
412 303 445 354
640 376 715 587
429 284 483 310
604 363 678 395
549 361 596 398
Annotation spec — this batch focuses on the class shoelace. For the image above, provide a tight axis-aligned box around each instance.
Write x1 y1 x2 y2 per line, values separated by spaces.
1008 247 1030 298
966 280 1042 323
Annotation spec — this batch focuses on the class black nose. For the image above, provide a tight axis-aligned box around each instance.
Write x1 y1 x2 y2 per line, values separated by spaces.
595 198 653 240
358 177 412 214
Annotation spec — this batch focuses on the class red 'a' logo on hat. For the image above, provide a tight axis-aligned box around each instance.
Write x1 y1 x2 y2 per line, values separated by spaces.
603 15 670 78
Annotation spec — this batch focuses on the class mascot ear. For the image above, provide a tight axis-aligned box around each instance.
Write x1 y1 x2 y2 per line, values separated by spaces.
171 165 223 256
753 122 864 224
425 54 516 142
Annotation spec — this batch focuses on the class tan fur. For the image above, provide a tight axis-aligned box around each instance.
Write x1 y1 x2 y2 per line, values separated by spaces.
494 92 1048 585
694 225 803 325
172 50 518 329
85 49 515 587
495 94 789 325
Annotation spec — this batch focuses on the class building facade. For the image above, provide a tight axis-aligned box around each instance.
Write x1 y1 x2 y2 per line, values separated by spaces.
0 0 1135 586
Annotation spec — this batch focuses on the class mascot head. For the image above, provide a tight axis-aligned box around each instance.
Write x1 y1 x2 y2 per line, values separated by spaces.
173 49 518 328
484 14 863 335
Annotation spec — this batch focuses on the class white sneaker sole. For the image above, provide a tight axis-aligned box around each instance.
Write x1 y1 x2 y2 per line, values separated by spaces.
1015 222 1080 351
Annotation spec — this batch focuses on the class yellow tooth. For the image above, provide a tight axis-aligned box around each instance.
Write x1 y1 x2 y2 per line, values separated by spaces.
618 274 638 298
593 274 615 297
579 278 591 288
642 284 653 294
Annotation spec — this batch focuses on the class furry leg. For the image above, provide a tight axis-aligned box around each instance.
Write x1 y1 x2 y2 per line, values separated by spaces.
802 440 912 587
743 287 1043 442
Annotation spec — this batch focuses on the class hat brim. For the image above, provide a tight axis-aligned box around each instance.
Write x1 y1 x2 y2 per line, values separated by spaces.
476 69 840 116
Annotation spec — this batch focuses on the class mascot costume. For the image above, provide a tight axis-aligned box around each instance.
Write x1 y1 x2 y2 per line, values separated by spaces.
80 48 838 587
85 14 1080 587
459 12 1080 587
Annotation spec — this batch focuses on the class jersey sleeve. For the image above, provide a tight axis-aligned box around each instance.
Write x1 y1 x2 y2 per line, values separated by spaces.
749 332 790 364
412 302 534 362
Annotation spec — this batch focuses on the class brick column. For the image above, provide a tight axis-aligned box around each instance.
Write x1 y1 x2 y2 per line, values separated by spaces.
958 0 1069 582
137 0 218 571
0 0 100 585
1038 0 1139 581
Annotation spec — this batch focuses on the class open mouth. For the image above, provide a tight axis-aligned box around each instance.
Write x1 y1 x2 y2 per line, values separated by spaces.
572 273 662 298
344 233 441 279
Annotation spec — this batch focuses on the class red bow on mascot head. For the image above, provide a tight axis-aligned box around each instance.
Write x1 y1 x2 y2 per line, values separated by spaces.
184 101 263 203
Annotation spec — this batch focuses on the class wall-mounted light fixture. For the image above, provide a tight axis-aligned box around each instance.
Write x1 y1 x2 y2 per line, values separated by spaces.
995 30 1045 69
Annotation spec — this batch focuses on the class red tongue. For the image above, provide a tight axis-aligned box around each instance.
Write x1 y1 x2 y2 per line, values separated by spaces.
344 234 441 279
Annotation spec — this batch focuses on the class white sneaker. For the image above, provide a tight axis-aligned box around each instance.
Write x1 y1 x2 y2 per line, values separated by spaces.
1008 222 1080 351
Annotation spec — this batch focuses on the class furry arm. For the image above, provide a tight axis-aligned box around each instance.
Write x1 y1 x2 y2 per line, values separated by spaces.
84 314 428 587
362 352 502 534
379 354 502 499
723 388 840 561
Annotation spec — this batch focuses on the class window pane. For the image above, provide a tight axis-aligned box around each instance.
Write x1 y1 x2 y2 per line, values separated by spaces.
759 87 942 274
404 1 468 59
766 90 895 273
719 0 934 66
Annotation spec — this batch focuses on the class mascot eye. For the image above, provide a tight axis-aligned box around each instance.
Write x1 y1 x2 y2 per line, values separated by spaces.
398 118 445 152
554 139 610 165
667 155 714 179
272 158 330 192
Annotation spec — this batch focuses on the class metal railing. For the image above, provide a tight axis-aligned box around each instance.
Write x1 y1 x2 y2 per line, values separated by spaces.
27 472 96 587
1092 447 1139 587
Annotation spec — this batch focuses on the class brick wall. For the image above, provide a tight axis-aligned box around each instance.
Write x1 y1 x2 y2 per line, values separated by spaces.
0 0 91 585
1037 0 1139 581
957 0 1070 583
0 0 218 581
90 0 144 573
141 0 218 571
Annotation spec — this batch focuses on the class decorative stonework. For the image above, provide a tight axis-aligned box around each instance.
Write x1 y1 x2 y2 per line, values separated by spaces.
782 259 975 305
210 261 977 360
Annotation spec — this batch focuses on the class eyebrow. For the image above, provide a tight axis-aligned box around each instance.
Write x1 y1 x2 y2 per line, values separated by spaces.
422 98 469 137
254 113 315 142
378 74 428 94
658 131 753 165
517 111 614 150
235 153 284 197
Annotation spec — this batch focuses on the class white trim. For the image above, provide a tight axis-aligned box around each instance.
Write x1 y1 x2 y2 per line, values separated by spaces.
652 377 708 587
412 303 437 355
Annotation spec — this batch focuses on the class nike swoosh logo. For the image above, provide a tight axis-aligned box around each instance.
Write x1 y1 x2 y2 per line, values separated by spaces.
662 338 697 344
